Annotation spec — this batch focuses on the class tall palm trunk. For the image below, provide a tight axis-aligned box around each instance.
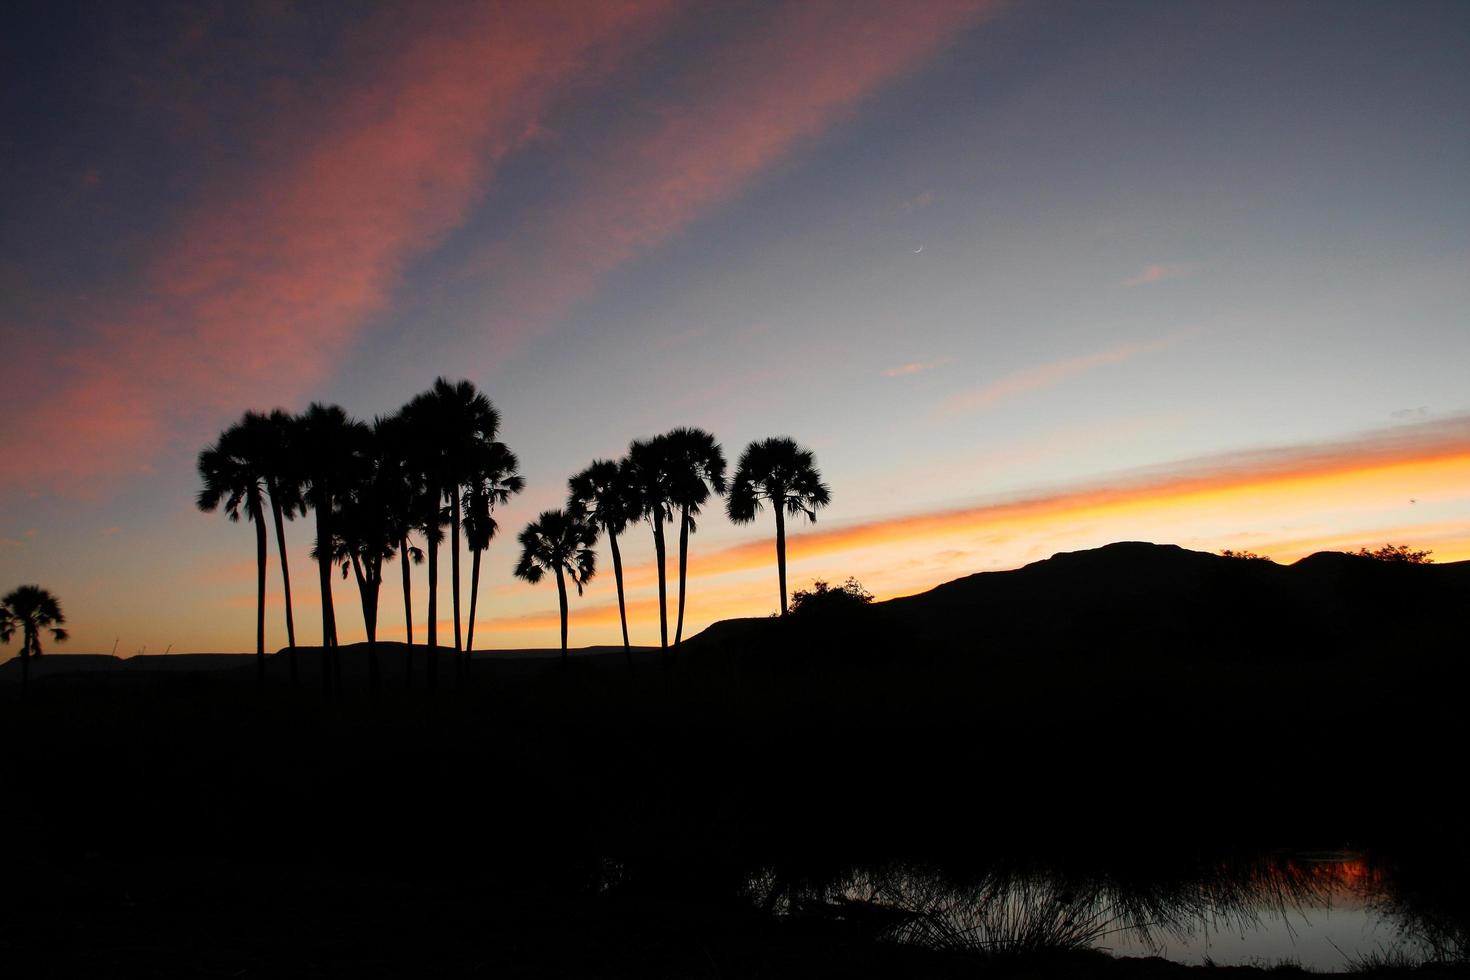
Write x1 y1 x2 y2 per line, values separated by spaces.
555 564 569 669
609 529 632 675
367 570 379 693
252 495 267 689
268 488 298 686
452 492 463 654
20 634 30 697
367 574 379 693
399 537 413 644
466 546 482 661
674 505 691 649
652 513 668 651
426 491 439 688
314 494 335 697
775 505 788 617
350 555 380 693
400 535 414 686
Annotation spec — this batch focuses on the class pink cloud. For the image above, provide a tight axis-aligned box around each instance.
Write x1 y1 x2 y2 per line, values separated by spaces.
1 2 675 492
2 0 1000 494
900 189 938 213
884 358 949 378
459 0 1001 363
1122 262 1199 287
938 335 1182 417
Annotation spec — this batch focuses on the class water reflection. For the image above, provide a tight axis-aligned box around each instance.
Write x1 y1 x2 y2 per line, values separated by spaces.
755 851 1457 971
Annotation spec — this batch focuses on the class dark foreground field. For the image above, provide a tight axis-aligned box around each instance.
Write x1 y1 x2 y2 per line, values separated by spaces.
2 544 1466 977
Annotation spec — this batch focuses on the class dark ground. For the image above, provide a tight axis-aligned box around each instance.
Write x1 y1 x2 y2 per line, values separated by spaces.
2 544 1466 977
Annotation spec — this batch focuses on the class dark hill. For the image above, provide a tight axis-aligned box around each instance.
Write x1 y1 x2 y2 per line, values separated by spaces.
0 652 253 680
1 545 1464 980
688 541 1468 662
7 542 1461 687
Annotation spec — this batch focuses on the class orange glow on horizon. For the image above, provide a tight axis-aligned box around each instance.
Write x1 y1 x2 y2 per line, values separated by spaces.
617 426 1470 589
186 417 1469 653
464 420 1470 643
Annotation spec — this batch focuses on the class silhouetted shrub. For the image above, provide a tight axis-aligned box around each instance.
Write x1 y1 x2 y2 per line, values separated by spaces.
788 578 873 618
1355 543 1433 564
1219 549 1271 562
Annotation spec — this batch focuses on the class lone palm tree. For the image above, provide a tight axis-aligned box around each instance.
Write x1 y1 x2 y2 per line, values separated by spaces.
726 437 831 617
1 585 68 695
197 415 273 687
627 436 677 652
513 510 596 669
295 403 370 695
568 458 641 674
461 439 524 678
663 427 727 649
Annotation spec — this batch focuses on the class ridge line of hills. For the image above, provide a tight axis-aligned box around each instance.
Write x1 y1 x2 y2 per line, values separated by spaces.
4 540 1464 679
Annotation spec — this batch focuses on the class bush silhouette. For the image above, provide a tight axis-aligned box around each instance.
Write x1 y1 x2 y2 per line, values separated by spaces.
1356 543 1433 563
788 577 873 618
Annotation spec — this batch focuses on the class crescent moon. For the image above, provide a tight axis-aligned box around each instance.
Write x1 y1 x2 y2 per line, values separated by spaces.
913 245 924 253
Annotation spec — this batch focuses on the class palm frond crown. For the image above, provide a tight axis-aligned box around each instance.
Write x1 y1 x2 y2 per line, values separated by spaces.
727 436 831 524
662 426 727 521
1 585 69 656
567 458 641 536
514 510 597 594
463 440 524 552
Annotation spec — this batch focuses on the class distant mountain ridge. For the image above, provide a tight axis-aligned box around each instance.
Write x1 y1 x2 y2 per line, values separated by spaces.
5 542 1464 680
691 541 1469 660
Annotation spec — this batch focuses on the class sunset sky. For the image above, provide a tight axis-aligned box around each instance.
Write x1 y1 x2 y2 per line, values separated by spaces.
2 0 1467 655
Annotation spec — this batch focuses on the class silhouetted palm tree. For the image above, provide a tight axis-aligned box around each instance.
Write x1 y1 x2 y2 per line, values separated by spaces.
375 413 426 660
197 415 273 686
1 585 68 695
627 436 677 651
726 437 831 617
0 605 15 658
330 417 398 691
568 458 642 674
463 441 524 661
295 403 370 696
263 409 304 685
402 378 502 679
513 509 596 668
663 428 727 649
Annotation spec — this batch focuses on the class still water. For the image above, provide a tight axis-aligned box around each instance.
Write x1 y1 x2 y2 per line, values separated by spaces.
763 850 1457 971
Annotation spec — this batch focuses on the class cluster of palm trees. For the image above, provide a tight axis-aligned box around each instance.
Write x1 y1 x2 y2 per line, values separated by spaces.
1 585 68 694
198 378 521 693
199 376 831 691
552 432 831 674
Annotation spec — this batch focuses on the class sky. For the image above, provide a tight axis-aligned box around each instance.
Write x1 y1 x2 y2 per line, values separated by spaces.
2 0 1467 656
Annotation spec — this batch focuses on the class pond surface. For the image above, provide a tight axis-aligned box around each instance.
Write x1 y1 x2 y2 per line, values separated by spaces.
765 850 1458 972
1100 853 1430 969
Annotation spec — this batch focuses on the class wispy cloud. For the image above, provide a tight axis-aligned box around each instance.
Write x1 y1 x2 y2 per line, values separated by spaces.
1 1 1002 495
883 357 949 378
938 335 1179 417
454 0 1001 365
1122 262 1199 287
900 189 938 213
0 2 675 492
